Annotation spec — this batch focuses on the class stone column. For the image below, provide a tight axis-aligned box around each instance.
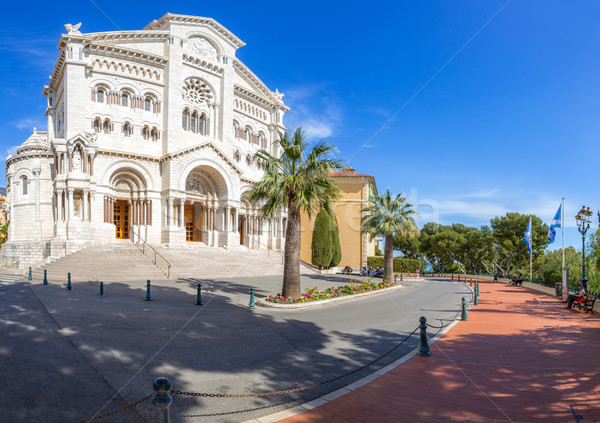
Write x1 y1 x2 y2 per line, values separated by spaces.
89 191 95 222
179 200 185 228
67 189 74 220
68 150 73 173
225 207 231 232
82 190 89 222
90 155 94 176
33 169 40 223
57 190 64 222
167 198 173 227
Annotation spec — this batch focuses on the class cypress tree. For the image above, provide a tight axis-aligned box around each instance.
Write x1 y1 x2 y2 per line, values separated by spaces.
330 221 342 268
311 210 333 269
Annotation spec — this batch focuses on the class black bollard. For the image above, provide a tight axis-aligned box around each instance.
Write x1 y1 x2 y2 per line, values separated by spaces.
100 281 104 296
195 283 203 305
67 273 72 290
28 267 32 281
43 269 48 285
249 287 256 309
152 377 173 422
145 280 152 301
417 316 431 356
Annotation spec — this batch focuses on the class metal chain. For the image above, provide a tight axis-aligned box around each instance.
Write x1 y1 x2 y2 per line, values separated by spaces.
172 326 420 399
78 393 153 423
181 398 296 418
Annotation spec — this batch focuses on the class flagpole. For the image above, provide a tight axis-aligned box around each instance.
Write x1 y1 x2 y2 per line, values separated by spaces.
562 197 565 270
530 217 533 281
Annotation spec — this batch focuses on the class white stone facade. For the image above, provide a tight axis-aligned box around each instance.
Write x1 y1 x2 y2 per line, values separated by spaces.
5 13 289 268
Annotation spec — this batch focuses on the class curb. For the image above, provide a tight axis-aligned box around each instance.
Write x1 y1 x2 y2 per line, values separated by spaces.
257 283 411 310
243 317 460 423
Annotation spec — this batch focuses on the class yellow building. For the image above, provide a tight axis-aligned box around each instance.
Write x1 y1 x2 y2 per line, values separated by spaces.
300 169 377 269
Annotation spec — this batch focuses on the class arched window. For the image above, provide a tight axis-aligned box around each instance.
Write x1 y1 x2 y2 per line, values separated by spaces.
142 126 150 140
22 177 28 195
144 97 151 111
246 154 252 165
182 109 190 131
150 127 159 141
122 122 131 137
93 118 101 133
97 89 105 103
234 122 242 139
234 150 240 162
199 113 207 135
244 127 250 141
121 92 129 107
103 119 111 134
191 111 197 133
258 133 267 149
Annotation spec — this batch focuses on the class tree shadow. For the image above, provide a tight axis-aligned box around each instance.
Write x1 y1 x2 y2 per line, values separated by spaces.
2 276 469 422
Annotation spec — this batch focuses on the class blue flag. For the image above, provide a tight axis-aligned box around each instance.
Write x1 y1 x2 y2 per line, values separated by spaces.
548 203 562 244
523 217 532 254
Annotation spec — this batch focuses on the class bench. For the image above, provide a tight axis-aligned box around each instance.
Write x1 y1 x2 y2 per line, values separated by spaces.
574 294 596 314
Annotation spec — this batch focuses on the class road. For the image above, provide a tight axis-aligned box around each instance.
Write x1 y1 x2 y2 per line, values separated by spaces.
0 272 470 422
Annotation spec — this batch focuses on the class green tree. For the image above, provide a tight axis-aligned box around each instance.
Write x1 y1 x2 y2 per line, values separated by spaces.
536 246 582 286
0 221 8 245
393 231 421 259
249 128 343 299
330 220 342 268
490 212 548 278
311 210 333 269
361 189 419 283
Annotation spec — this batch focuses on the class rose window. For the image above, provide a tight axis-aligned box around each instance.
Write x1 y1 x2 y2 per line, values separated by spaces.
183 78 213 104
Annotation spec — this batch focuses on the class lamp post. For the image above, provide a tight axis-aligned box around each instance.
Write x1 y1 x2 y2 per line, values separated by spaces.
493 240 499 281
575 206 593 291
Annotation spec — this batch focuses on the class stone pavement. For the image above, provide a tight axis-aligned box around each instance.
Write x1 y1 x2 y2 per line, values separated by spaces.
271 280 600 423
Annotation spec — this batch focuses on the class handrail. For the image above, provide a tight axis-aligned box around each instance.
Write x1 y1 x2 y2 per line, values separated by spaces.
130 228 172 279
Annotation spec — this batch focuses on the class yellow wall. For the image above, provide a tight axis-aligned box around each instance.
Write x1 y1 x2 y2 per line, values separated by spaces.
300 175 375 269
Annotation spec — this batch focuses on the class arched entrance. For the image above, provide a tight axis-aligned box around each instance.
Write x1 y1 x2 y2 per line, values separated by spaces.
239 215 246 245
183 165 229 246
108 167 149 240
114 200 129 239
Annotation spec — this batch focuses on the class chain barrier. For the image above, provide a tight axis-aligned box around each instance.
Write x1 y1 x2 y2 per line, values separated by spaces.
77 393 153 423
181 398 296 418
172 326 420 399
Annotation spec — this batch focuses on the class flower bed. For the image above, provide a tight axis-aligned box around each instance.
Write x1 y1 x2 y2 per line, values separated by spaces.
265 279 399 304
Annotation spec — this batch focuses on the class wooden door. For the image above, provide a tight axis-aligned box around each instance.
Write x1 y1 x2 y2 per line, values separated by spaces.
239 216 245 245
114 200 129 239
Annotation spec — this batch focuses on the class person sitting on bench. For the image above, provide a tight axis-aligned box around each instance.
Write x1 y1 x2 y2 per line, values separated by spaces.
343 265 353 275
566 283 586 309
515 273 523 286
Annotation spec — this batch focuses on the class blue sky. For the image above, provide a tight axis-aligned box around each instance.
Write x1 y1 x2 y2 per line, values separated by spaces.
1 1 599 249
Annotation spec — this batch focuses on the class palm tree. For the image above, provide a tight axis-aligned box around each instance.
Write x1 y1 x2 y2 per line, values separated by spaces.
362 189 419 283
249 128 343 299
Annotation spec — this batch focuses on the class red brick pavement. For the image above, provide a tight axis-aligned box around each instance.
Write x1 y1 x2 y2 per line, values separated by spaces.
277 280 600 423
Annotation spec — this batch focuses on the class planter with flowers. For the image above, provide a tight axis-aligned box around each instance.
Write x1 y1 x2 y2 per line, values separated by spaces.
258 279 403 309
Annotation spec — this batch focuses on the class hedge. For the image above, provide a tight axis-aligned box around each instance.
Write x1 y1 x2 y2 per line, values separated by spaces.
367 256 421 273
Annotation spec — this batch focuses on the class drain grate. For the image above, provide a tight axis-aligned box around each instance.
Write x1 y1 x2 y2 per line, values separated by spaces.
571 404 600 422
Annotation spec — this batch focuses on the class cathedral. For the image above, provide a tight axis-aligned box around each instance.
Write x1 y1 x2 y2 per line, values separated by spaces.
5 13 289 268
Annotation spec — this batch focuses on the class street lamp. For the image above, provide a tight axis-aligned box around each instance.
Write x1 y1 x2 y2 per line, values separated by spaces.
575 206 593 290
493 240 499 281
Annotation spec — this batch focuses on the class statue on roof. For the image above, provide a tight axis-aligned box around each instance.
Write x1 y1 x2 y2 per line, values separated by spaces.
64 23 82 35
274 89 285 103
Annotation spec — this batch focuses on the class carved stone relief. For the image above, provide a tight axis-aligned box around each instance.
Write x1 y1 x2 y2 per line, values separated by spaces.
188 37 218 61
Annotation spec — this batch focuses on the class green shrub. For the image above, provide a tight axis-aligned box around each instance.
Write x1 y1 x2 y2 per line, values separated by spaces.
311 210 333 269
367 256 421 273
330 223 342 268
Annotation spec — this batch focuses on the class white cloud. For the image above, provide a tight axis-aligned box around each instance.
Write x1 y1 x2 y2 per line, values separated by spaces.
282 83 343 140
14 117 45 131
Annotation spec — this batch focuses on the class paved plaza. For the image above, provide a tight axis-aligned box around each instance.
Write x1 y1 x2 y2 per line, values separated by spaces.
0 271 468 422
270 280 600 423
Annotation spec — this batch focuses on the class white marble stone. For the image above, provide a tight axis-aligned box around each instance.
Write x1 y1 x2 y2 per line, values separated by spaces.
5 13 288 268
